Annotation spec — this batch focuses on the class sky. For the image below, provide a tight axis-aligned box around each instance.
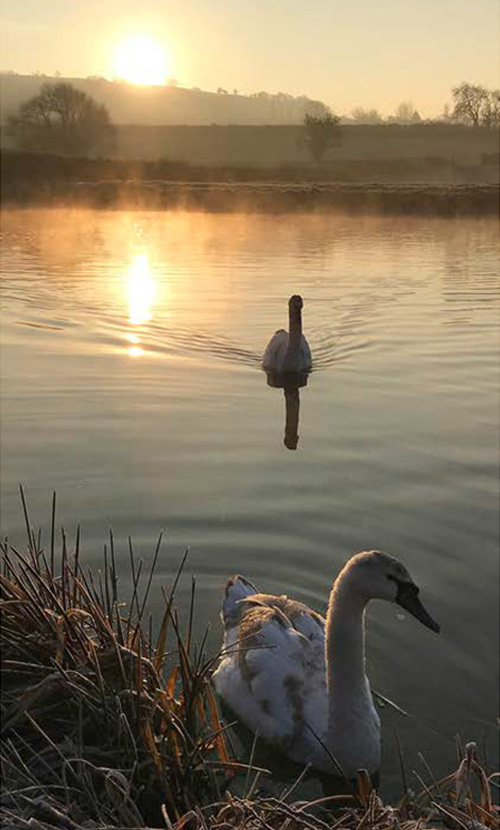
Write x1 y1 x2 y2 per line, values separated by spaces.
1 0 499 117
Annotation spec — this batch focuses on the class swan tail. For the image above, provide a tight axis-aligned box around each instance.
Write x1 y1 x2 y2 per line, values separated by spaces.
222 574 257 628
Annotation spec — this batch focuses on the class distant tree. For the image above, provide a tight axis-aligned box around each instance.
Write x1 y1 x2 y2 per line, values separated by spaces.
167 77 178 87
350 107 383 124
303 108 341 164
476 88 500 128
389 102 421 124
440 103 452 122
7 82 115 156
452 83 490 127
217 87 228 95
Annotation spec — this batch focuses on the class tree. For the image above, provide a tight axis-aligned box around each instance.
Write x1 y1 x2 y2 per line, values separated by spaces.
452 83 489 127
389 102 421 124
303 108 341 164
350 107 383 124
480 89 500 128
8 82 115 156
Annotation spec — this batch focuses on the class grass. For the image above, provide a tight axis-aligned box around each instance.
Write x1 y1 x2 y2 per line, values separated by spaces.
1 488 498 829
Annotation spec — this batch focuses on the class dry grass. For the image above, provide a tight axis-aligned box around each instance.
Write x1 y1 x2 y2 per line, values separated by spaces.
1 488 498 830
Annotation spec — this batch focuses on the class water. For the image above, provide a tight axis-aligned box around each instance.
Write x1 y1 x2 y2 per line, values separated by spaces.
1 208 499 795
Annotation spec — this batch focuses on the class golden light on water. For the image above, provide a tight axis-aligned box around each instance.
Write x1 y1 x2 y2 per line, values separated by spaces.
125 253 156 357
111 35 170 85
128 346 144 358
128 254 155 325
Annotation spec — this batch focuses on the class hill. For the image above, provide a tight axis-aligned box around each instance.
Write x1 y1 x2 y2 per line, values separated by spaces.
0 72 328 126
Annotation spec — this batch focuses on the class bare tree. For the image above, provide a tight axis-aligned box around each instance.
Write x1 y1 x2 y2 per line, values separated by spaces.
350 107 383 124
481 90 500 128
8 82 115 156
303 108 341 164
452 83 489 127
389 102 421 124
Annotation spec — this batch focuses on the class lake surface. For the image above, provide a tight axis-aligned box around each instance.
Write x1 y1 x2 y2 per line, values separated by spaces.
1 208 499 796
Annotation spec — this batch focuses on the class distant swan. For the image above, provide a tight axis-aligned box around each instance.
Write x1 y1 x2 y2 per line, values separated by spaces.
213 550 439 778
263 295 312 373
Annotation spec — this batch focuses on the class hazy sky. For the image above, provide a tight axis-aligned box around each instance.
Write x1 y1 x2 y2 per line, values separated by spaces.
1 0 499 116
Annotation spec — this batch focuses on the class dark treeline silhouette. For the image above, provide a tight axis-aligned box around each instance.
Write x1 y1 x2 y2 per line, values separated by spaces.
7 82 115 156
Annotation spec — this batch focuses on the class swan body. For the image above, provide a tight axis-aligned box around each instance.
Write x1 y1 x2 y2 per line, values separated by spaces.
213 551 439 777
263 295 312 373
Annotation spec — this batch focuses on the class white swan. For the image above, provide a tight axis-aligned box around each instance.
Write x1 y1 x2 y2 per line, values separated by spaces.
213 550 439 778
263 295 312 373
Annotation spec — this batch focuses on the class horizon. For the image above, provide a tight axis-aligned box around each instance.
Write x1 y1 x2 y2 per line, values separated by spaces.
1 69 498 123
1 0 499 119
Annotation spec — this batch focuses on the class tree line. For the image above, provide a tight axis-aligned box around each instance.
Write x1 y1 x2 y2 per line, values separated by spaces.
348 85 499 126
5 80 499 161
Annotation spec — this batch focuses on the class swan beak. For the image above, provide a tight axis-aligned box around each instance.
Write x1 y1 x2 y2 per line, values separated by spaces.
396 583 440 633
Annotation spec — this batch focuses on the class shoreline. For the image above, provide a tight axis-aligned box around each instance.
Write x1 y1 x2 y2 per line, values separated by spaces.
2 180 499 215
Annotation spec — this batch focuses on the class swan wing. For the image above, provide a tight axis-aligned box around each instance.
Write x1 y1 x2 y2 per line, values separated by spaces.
213 577 328 755
300 335 312 370
262 329 288 370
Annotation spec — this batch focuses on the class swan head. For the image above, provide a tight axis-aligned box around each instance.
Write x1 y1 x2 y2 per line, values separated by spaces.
341 550 440 633
289 294 304 311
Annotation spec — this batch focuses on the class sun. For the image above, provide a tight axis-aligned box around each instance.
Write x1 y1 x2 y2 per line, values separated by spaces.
112 35 169 85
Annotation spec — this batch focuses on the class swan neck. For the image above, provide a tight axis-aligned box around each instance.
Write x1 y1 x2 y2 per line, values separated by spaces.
325 577 370 708
288 305 302 345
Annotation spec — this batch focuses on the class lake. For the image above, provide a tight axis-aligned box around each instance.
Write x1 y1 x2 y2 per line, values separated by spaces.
1 207 498 796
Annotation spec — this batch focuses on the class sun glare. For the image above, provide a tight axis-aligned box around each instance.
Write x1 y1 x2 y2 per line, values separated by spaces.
128 254 155 325
112 35 169 86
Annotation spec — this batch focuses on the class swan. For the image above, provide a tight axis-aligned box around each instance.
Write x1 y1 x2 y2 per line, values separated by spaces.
263 295 312 373
212 550 439 778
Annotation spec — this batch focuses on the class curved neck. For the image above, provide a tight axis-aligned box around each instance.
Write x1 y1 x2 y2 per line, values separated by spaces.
325 577 371 719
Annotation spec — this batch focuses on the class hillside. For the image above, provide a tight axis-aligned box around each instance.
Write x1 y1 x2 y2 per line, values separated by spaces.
0 72 327 126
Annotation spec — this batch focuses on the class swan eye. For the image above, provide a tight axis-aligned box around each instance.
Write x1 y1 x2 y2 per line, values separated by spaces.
387 575 419 597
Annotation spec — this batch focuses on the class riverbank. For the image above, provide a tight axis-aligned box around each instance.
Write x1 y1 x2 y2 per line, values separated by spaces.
2 150 499 215
2 179 499 215
1 496 498 829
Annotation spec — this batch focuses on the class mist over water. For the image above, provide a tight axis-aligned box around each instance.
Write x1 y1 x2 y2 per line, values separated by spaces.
1 208 499 796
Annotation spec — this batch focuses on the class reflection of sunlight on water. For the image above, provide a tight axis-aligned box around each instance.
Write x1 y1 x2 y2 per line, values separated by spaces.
124 253 156 357
128 346 144 358
128 254 155 325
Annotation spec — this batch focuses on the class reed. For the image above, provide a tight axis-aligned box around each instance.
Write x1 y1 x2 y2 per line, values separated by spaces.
1 488 240 827
1 489 498 830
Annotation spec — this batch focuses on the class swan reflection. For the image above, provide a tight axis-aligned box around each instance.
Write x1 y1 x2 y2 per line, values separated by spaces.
265 370 310 450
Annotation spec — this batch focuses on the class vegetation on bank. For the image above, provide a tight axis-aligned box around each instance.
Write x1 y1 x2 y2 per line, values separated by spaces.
1 150 499 216
1 491 498 829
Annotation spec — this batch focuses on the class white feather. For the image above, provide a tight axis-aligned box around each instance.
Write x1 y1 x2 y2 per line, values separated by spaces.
263 329 312 373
